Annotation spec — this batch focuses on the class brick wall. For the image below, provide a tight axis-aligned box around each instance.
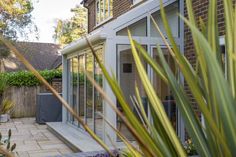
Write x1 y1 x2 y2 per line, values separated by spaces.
40 78 62 93
184 0 235 112
87 0 96 33
113 0 132 18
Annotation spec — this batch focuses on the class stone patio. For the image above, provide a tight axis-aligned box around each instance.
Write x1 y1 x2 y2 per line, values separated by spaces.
0 118 74 157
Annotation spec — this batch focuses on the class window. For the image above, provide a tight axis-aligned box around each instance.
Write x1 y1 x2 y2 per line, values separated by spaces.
67 48 104 139
152 48 178 131
150 2 179 38
96 0 113 25
117 44 147 141
220 37 227 77
116 18 147 36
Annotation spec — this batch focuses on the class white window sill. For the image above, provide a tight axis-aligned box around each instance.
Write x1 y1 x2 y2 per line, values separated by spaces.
95 16 113 28
130 0 144 8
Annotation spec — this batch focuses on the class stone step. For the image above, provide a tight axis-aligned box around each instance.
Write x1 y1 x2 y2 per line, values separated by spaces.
46 122 104 153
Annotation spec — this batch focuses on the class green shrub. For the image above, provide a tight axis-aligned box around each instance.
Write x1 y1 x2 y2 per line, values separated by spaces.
0 77 7 94
0 70 62 87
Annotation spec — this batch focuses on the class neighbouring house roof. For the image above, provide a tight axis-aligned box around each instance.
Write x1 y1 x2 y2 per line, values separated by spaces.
3 42 62 72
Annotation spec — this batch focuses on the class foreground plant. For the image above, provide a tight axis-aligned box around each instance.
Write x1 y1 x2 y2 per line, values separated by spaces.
1 0 236 157
0 130 16 157
0 99 14 115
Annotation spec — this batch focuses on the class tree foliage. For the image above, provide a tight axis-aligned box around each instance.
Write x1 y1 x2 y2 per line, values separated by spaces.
53 5 87 45
0 0 37 59
0 0 36 40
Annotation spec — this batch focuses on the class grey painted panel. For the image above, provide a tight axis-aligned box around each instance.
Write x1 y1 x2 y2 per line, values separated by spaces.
36 93 62 124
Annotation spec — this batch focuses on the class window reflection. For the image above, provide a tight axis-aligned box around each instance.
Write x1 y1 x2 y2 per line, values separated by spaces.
72 57 79 124
67 47 104 139
153 48 177 130
94 49 104 140
86 53 94 130
117 44 147 141
79 55 85 123
96 0 113 24
68 59 72 122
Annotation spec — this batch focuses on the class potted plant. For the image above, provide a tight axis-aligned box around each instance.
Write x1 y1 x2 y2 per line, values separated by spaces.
0 99 14 123
184 139 198 157
0 76 7 105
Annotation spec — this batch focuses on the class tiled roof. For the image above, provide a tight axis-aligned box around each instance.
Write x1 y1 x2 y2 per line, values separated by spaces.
3 42 61 72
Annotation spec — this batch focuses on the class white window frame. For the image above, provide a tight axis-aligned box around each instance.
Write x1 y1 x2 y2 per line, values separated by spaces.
219 36 227 78
95 0 113 25
132 0 142 5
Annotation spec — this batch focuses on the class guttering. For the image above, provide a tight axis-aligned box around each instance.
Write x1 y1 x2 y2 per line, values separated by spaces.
61 29 107 55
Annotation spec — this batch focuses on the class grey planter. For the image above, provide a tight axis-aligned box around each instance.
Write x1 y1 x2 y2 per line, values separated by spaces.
0 114 10 123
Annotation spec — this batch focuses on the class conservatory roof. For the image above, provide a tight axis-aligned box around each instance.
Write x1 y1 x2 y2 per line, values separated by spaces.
61 0 177 55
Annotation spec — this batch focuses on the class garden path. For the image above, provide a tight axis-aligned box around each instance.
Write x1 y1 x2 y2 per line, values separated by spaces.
0 118 73 157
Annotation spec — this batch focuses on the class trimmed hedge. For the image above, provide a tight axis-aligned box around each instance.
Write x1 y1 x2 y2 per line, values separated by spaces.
0 70 62 87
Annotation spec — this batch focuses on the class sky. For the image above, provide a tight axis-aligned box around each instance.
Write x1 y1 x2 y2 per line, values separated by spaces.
29 0 82 43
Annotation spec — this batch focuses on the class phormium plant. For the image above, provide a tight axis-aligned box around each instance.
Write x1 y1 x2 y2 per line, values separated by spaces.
1 0 236 157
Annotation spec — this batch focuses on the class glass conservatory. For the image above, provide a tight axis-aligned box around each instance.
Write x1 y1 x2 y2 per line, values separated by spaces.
61 0 184 146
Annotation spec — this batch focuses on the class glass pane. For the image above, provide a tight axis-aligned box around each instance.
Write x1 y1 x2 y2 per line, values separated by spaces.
153 48 178 131
72 57 79 125
86 53 94 130
116 18 147 36
109 0 113 17
117 45 147 141
105 0 109 18
96 1 100 24
79 55 85 123
100 0 104 22
150 2 179 37
68 59 73 122
220 45 226 74
94 48 104 139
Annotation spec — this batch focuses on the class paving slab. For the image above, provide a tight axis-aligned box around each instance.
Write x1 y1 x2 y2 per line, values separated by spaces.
0 118 73 157
28 149 61 157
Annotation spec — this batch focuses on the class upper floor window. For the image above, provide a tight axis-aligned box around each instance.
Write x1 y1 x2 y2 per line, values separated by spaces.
96 0 113 25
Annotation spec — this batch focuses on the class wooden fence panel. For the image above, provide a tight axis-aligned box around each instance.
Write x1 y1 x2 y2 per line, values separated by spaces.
3 86 40 118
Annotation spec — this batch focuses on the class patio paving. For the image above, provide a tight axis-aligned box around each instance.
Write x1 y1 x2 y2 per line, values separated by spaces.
0 118 74 157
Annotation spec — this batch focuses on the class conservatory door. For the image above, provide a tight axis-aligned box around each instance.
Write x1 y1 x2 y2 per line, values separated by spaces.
117 44 147 141
152 47 178 131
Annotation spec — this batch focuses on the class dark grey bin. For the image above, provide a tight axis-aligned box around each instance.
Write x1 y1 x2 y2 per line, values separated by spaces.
36 93 62 124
